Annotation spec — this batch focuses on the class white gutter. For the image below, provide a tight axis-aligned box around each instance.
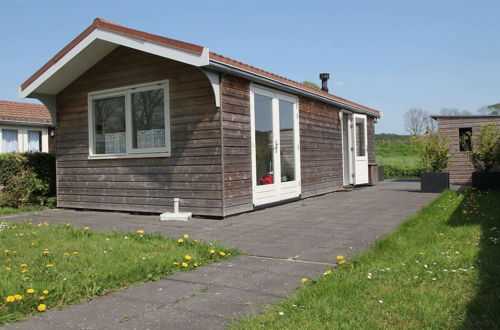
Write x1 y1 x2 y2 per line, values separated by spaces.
206 61 382 119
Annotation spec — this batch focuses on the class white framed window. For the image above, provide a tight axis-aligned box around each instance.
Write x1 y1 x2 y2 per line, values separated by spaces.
2 129 19 152
27 130 43 152
88 80 170 159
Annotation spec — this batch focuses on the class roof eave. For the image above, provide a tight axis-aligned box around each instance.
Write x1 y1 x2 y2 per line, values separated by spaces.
207 60 381 118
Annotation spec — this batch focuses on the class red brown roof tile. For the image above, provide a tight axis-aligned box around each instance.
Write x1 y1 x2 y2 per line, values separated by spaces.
0 100 51 124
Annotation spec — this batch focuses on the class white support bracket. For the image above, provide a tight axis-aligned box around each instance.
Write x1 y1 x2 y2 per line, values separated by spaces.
202 69 221 108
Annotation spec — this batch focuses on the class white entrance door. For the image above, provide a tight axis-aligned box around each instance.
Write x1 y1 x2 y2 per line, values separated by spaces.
353 114 369 184
251 85 301 206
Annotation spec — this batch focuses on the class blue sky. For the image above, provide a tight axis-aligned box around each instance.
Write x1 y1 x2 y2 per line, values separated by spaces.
1 0 499 134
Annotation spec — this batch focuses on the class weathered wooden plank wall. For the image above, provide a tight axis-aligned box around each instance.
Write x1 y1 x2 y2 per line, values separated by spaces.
298 97 344 197
56 46 223 216
220 75 253 216
436 116 500 184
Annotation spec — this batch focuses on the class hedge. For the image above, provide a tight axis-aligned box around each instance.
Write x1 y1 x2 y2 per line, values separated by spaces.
0 152 56 208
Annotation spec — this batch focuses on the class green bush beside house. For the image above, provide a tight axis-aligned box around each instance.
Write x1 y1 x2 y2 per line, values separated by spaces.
0 152 56 208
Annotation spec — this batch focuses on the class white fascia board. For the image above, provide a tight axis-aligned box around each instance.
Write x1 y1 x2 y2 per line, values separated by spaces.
20 29 209 99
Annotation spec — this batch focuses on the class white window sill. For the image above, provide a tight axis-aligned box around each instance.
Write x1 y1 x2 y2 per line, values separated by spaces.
88 152 171 160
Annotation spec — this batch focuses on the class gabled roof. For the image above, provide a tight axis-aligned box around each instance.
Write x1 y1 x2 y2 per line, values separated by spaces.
0 100 52 125
20 18 381 118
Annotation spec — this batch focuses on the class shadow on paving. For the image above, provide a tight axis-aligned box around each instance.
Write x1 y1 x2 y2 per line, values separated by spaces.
446 189 500 329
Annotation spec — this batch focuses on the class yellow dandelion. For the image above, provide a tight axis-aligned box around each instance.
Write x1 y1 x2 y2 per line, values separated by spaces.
184 255 192 260
20 263 27 267
39 296 46 301
26 289 35 294
6 296 15 303
177 238 184 243
43 249 49 255
181 262 189 268
172 261 179 266
22 277 30 281
3 249 10 253
37 223 42 227
336 255 344 260
418 252 425 255
194 263 198 267
31 242 36 246
219 251 226 256
32 232 37 235
183 233 189 239
301 277 309 283
439 233 445 236
72 251 79 255
209 249 216 254
42 290 49 295
338 260 346 265
63 252 69 256
83 226 89 231
13 295 22 301
323 269 333 275
136 229 145 234
37 304 47 312
45 264 54 268
43 222 49 227
21 269 29 273
5 267 11 271
193 239 199 243
65 223 72 227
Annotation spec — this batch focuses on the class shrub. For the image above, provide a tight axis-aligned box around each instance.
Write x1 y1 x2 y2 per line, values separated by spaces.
0 152 55 208
412 132 450 172
463 122 500 173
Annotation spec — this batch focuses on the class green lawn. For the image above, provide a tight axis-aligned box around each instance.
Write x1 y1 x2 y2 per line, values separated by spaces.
234 189 500 329
376 140 423 178
0 222 236 325
0 206 46 216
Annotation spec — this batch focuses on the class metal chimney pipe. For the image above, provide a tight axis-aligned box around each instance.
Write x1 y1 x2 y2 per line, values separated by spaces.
319 73 330 92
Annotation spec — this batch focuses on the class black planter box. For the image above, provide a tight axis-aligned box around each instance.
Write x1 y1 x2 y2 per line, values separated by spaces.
421 172 449 193
472 172 500 190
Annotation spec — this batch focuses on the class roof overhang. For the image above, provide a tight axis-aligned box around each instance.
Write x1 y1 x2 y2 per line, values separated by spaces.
19 19 209 99
207 59 382 118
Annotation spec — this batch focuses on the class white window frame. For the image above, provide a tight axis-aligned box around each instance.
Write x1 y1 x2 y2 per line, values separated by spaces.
0 126 49 153
88 80 171 160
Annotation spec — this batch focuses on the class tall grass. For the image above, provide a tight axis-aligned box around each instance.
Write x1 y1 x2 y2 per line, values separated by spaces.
376 138 423 178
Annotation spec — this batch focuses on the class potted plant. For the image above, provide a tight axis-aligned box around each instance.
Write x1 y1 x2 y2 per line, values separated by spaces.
413 132 450 193
462 122 500 190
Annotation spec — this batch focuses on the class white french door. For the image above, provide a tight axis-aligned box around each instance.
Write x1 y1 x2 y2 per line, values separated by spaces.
251 85 301 206
353 114 369 184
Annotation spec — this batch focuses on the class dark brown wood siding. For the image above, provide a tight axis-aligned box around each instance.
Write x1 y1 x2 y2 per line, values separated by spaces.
367 117 376 163
299 97 344 197
55 46 223 216
436 116 500 184
220 75 253 216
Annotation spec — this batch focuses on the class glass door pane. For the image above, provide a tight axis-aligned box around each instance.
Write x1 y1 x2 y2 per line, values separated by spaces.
254 94 274 186
279 100 295 182
355 117 366 157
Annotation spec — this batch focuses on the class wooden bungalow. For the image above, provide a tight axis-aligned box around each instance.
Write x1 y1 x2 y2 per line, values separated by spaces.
432 115 500 185
19 18 381 217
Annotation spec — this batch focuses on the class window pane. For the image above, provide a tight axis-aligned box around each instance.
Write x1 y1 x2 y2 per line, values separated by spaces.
2 129 18 153
93 96 126 154
27 130 42 152
131 88 165 150
279 100 295 182
255 94 274 185
355 117 366 157
459 127 472 151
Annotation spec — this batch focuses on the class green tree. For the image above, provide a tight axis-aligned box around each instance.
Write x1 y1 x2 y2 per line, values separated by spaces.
302 81 320 89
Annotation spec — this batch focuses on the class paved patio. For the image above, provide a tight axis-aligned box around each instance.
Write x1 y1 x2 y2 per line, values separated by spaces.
1 180 438 329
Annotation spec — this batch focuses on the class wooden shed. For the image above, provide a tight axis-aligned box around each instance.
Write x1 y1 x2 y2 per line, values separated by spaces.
19 18 381 217
432 115 500 185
